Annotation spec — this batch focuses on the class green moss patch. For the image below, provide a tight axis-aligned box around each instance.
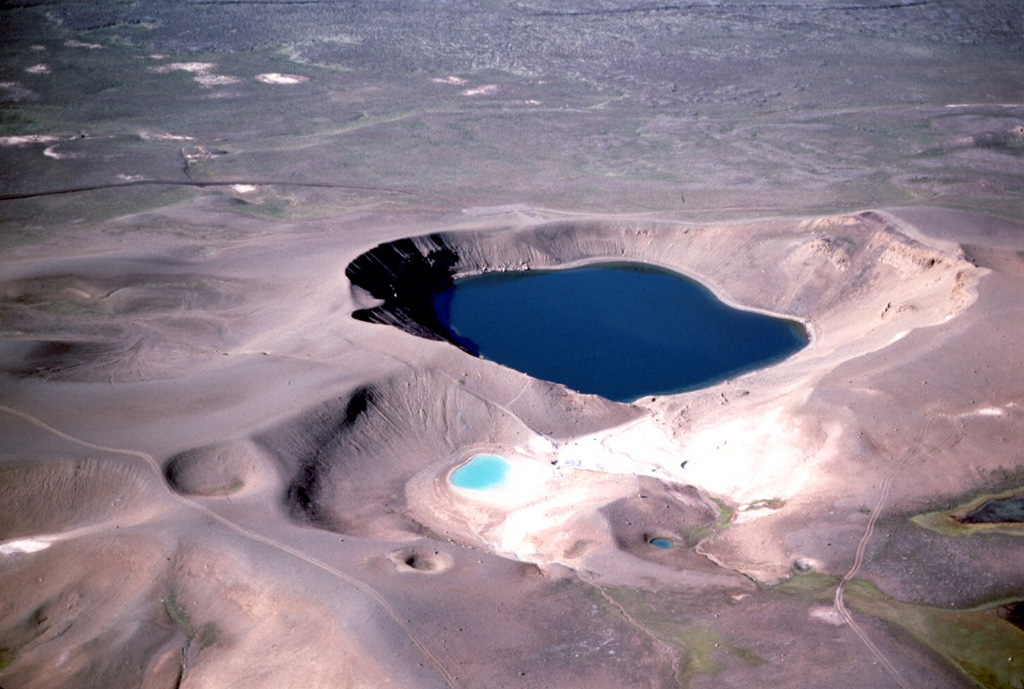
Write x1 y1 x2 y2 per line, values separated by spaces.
771 572 1024 689
912 486 1024 538
844 580 1024 689
162 592 220 650
603 587 764 687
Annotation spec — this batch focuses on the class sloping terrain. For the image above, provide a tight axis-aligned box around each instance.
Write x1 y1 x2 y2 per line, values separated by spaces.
2 1 1024 687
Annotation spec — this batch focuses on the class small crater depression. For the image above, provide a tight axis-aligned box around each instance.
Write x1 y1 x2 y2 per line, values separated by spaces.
388 548 453 575
600 478 720 566
164 440 275 497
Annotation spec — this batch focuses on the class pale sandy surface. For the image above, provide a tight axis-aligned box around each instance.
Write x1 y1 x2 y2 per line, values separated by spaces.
3 203 1023 688
3 2 1024 688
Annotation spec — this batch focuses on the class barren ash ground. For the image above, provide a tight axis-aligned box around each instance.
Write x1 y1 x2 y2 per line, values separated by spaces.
2 2 1024 688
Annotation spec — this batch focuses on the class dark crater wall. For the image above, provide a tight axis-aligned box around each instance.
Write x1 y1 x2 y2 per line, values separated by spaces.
345 233 462 345
344 220 638 349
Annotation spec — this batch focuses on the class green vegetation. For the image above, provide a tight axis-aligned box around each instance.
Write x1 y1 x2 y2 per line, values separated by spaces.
772 571 1024 689
603 587 763 688
163 591 190 630
0 647 17 670
23 300 98 316
845 580 1024 689
680 497 737 547
741 498 786 512
772 569 837 598
911 486 1024 538
711 498 735 530
162 592 220 650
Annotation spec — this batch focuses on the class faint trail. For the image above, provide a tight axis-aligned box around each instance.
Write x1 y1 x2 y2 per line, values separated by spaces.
530 583 582 603
589 582 683 686
0 404 459 689
0 178 466 209
0 404 164 475
834 415 963 689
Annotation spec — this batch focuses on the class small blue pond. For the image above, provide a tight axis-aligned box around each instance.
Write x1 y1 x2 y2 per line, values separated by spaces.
432 262 808 402
450 454 511 490
649 538 673 549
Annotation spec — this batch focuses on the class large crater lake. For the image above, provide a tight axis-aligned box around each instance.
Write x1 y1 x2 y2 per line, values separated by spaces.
432 262 807 402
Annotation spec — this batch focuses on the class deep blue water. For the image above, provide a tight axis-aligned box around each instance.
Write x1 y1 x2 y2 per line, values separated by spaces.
450 454 511 490
649 538 674 549
432 263 808 402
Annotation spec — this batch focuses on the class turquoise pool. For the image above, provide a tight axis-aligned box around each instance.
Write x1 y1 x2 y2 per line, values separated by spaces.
450 454 511 490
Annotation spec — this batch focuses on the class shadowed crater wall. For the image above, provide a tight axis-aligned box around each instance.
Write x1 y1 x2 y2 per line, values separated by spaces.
345 234 462 345
345 220 639 351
